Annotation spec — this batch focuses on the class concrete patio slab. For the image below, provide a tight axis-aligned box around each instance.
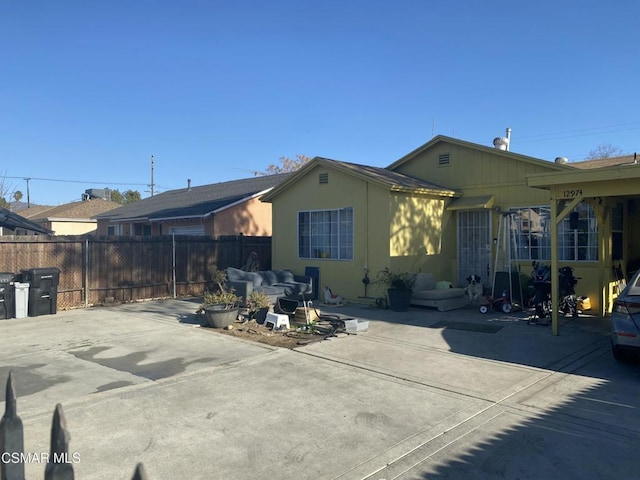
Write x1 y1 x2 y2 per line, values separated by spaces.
1 299 639 480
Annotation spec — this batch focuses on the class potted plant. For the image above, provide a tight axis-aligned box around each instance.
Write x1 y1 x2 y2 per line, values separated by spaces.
375 268 415 312
197 267 240 328
245 290 272 324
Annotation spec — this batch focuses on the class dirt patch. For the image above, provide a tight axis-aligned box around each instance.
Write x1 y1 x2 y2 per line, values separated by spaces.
201 317 343 349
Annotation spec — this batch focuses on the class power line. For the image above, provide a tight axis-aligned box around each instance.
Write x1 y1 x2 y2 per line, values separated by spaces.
4 176 148 187
516 122 640 142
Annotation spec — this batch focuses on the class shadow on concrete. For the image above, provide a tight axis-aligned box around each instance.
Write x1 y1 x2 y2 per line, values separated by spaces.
66 345 218 381
403 355 640 479
331 303 640 479
0 364 72 397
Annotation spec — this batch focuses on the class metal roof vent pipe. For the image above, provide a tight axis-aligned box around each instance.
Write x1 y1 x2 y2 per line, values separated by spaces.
187 179 192 191
555 157 569 165
492 127 511 151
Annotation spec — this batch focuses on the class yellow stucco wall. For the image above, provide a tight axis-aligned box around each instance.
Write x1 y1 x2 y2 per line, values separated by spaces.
271 141 640 311
386 193 455 286
395 143 557 209
390 142 563 286
270 146 572 302
50 221 98 235
270 164 392 301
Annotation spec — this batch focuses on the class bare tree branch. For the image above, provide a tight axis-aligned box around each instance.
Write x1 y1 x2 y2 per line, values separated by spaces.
254 155 312 176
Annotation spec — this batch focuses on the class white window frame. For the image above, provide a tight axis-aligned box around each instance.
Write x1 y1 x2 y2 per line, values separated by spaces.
107 224 123 236
298 208 353 260
509 203 598 262
558 202 598 261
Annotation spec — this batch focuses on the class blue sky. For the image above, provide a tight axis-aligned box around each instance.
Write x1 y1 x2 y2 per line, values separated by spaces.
2 1 639 205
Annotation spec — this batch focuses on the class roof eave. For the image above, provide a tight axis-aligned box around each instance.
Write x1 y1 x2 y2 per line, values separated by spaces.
527 164 640 189
260 159 326 202
43 217 96 222
206 188 273 217
390 186 459 197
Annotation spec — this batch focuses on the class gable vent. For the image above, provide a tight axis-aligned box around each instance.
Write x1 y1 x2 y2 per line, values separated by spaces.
438 153 450 165
319 172 329 184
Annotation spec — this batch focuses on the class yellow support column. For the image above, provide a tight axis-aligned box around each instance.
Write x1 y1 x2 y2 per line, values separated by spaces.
551 197 559 336
551 192 583 336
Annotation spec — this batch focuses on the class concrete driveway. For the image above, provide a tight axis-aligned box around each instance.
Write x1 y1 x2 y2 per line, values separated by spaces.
1 299 639 480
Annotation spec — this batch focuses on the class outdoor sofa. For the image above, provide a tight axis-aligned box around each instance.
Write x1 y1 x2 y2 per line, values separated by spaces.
225 267 314 306
410 272 468 312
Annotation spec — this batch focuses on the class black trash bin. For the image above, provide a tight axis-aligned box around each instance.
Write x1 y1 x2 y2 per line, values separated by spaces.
0 272 16 319
21 267 61 317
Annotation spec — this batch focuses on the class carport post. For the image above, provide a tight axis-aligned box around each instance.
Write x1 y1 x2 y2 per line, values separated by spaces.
551 197 559 335
551 194 583 336
84 238 89 307
172 234 177 298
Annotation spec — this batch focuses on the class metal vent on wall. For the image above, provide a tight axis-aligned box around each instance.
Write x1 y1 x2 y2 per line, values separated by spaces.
438 153 450 165
319 172 329 184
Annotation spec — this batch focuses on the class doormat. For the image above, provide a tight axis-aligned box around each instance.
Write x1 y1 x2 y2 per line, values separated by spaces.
429 320 503 334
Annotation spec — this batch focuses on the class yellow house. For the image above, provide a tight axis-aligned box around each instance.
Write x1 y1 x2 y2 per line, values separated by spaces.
262 136 640 322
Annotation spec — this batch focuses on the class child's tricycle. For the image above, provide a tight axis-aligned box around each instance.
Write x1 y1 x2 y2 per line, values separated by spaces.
479 290 512 314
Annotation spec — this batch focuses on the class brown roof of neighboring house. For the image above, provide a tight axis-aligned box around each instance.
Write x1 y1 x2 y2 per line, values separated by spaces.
568 154 639 169
14 205 54 219
21 199 121 220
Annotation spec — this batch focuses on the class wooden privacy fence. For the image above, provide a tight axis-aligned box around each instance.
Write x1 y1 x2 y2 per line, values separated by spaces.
1 372 149 480
0 235 271 310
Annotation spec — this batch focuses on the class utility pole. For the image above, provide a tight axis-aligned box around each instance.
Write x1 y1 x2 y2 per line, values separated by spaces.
24 177 31 208
150 155 155 196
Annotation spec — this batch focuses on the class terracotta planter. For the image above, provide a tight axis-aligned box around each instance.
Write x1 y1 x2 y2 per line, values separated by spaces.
204 305 239 328
387 288 412 312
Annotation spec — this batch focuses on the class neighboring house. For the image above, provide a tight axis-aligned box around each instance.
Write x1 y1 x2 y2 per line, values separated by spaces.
261 135 640 318
18 199 122 235
0 205 52 236
0 207 52 235
95 174 291 237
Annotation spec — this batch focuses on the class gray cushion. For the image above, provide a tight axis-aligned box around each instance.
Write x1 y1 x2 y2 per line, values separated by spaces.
274 281 310 296
227 267 249 281
274 270 295 283
259 270 275 285
256 285 286 295
227 267 262 286
414 273 436 291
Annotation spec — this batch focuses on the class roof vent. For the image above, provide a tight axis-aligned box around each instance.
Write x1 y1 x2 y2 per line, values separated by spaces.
438 153 450 165
555 157 568 164
319 172 329 184
492 127 511 151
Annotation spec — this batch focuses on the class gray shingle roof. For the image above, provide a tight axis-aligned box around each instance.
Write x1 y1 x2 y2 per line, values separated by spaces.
261 157 459 203
96 174 291 222
317 158 457 194
568 154 639 169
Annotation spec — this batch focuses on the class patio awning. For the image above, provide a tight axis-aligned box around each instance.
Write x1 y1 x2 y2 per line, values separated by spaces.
0 208 52 234
446 195 495 211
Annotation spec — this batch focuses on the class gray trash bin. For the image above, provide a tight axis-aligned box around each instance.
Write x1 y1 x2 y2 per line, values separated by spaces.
14 282 30 319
